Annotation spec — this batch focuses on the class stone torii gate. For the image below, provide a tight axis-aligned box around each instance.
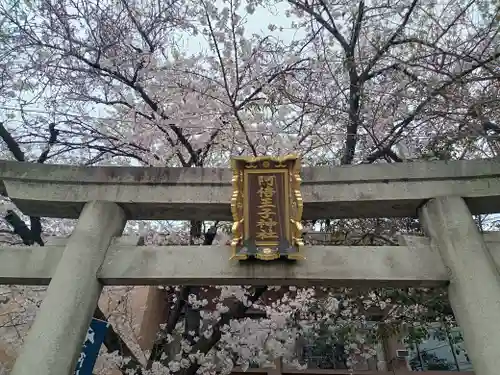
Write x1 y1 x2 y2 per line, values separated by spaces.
1 159 500 375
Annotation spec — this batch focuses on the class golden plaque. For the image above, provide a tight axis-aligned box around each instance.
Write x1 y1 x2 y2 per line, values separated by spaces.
230 155 304 261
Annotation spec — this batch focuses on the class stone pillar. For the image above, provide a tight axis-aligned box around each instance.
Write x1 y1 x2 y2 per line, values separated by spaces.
420 196 500 375
267 357 282 375
383 334 411 374
130 286 167 351
11 201 126 375
374 342 387 372
378 324 410 374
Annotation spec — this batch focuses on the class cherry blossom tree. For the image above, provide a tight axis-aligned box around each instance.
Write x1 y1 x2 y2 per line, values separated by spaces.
1 0 498 165
276 0 499 163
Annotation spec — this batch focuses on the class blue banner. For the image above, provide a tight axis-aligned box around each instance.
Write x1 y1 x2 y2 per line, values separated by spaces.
74 318 110 375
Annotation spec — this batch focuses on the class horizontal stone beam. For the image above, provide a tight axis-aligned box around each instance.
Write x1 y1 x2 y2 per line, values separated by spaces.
0 237 454 287
98 243 449 288
0 159 499 220
2 233 498 287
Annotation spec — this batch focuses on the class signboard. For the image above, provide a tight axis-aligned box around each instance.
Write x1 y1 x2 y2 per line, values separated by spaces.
74 318 110 375
230 155 304 260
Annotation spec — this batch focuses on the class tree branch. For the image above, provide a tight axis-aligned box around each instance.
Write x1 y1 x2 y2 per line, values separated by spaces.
177 287 268 375
0 122 25 161
36 123 60 164
0 122 61 245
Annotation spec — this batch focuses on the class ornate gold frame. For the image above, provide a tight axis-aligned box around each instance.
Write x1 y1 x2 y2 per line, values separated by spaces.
230 155 304 260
